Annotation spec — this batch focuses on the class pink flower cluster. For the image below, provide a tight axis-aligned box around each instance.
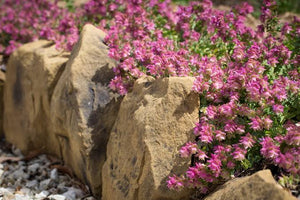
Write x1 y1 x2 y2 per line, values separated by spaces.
261 123 300 175
105 0 197 94
0 0 82 55
97 0 300 192
101 0 300 192
167 0 299 192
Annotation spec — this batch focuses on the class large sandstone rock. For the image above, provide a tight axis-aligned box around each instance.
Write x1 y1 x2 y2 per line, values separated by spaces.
102 76 199 200
0 71 5 138
3 40 69 154
205 170 297 200
50 24 121 197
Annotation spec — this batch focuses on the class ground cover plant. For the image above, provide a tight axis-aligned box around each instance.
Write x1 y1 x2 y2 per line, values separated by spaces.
0 0 299 197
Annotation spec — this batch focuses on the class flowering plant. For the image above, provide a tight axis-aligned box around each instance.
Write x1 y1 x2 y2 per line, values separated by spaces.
0 0 82 56
164 0 300 193
101 0 300 194
1 0 299 196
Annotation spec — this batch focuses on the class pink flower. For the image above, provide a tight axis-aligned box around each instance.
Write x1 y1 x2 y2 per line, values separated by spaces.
239 133 255 149
224 121 237 134
196 150 208 161
206 105 217 119
215 130 226 141
260 137 280 160
231 144 247 161
272 104 284 114
179 142 198 158
249 117 262 131
284 125 300 146
219 103 234 117
194 123 214 143
227 161 235 169
167 175 184 190
208 154 222 177
263 117 273 130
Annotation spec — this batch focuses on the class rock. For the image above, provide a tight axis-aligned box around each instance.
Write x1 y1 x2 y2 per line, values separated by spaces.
0 188 14 198
62 187 84 200
50 24 121 197
3 40 69 155
84 197 97 200
0 70 5 138
25 180 38 189
14 193 30 200
19 188 32 195
57 183 68 193
28 163 40 174
35 190 50 199
39 179 54 191
11 166 29 180
102 76 199 200
204 170 297 200
279 12 300 24
48 194 66 200
50 168 58 180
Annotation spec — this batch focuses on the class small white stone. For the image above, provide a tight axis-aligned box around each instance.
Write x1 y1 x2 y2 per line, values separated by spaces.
28 163 40 173
0 169 4 177
39 179 52 190
15 194 30 200
11 167 29 179
35 190 50 199
48 194 66 200
57 183 68 193
62 187 84 200
0 187 14 195
50 168 58 180
83 197 97 200
19 187 31 195
25 180 38 189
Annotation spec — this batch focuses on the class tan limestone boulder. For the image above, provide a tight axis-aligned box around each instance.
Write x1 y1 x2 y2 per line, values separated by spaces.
205 170 297 200
102 76 199 200
0 71 5 138
3 40 69 154
50 24 121 197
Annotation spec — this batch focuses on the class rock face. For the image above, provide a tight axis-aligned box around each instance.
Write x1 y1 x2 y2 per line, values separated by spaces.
205 170 297 200
0 71 5 138
3 40 69 154
4 24 121 197
50 24 121 197
102 76 199 200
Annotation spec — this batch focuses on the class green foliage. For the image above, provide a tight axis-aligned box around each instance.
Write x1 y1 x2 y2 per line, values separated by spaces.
64 0 75 12
277 0 300 14
279 174 300 189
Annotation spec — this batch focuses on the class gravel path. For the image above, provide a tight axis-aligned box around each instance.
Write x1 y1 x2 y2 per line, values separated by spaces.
0 140 96 200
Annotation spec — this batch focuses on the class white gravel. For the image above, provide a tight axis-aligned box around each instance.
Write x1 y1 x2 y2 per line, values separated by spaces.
0 140 96 200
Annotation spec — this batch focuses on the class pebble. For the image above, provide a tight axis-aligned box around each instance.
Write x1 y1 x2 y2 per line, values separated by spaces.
62 187 84 200
48 194 67 200
39 178 52 190
50 168 58 180
28 163 40 173
35 190 49 199
0 142 95 200
25 179 38 189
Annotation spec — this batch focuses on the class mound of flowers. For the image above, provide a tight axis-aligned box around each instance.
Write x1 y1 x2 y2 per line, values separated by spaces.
1 0 299 196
